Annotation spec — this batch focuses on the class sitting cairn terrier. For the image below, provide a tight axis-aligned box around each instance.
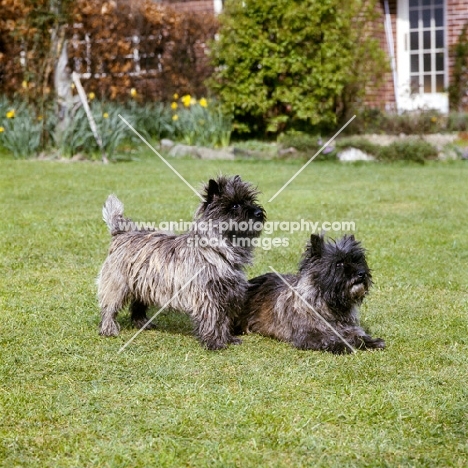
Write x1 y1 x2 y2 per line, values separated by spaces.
97 175 265 350
239 234 385 353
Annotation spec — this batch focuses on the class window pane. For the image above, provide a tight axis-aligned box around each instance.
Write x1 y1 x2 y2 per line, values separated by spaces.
411 76 420 94
433 0 443 5
435 52 444 71
424 75 432 93
435 8 443 27
422 9 431 28
409 0 419 6
410 32 419 50
423 31 431 49
422 0 431 5
411 54 419 72
436 74 444 92
424 53 431 71
435 29 444 48
410 10 419 29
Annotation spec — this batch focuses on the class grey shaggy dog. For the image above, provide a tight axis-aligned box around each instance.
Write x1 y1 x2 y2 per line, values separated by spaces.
97 175 265 350
239 234 385 354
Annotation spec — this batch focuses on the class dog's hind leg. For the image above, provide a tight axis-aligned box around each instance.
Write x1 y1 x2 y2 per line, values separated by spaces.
130 299 156 330
97 268 128 336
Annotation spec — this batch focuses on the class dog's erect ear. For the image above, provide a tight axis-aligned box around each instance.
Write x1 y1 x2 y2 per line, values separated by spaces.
348 234 355 242
206 179 220 204
309 234 323 258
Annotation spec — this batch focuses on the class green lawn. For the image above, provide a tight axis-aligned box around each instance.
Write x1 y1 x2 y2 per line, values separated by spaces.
1 157 467 467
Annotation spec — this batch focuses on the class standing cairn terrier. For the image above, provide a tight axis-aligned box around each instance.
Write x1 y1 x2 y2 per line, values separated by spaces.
240 234 385 353
97 175 265 350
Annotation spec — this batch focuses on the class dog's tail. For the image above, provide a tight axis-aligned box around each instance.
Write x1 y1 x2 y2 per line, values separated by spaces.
102 194 128 236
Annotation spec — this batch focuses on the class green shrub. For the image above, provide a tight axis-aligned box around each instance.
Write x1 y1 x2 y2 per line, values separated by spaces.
126 101 174 141
94 102 137 158
53 102 136 159
278 133 319 153
0 95 234 159
338 137 437 163
352 108 445 135
279 133 437 163
336 137 380 155
447 112 468 132
278 132 337 161
209 0 388 136
53 106 94 157
377 140 437 163
0 105 42 158
448 23 468 111
171 98 232 147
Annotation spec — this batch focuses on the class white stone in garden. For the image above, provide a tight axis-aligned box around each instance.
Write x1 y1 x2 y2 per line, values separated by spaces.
160 139 175 148
168 145 200 158
337 148 375 162
197 147 235 160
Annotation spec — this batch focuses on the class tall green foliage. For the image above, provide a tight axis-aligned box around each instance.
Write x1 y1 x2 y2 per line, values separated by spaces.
209 0 388 135
448 24 468 111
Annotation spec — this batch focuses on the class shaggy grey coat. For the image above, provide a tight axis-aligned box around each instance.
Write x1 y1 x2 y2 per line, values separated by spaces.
240 234 385 354
97 175 265 350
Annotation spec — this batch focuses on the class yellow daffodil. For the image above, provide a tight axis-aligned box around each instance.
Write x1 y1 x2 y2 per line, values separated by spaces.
172 114 179 121
22 80 28 89
6 109 15 119
181 95 191 107
173 93 179 100
88 92 95 100
199 98 208 108
103 112 109 118
171 102 178 110
190 97 197 105
37 116 43 121
0 127 4 133
130 88 137 97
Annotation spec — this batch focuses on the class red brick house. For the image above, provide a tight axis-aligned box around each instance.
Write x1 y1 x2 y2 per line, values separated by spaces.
370 0 467 113
165 0 467 113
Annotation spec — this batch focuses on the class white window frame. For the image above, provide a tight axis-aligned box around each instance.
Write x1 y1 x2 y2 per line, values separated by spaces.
396 0 448 113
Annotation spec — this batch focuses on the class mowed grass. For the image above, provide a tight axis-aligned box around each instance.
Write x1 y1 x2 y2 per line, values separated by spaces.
0 156 467 467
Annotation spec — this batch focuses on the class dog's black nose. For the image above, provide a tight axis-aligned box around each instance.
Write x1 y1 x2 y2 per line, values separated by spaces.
253 208 263 218
357 270 367 279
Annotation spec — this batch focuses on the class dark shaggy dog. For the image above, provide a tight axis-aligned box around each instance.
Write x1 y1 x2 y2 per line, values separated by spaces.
97 175 265 350
239 234 385 353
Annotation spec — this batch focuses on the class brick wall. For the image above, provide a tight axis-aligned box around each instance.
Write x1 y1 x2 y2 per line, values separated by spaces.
364 0 398 110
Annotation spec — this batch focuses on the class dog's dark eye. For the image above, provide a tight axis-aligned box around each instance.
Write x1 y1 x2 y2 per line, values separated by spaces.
231 204 240 210
336 262 344 268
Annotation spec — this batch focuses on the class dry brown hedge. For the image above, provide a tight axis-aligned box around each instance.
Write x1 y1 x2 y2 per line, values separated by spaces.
0 0 218 102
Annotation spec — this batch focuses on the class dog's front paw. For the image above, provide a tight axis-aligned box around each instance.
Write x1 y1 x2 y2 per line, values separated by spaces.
368 337 385 349
361 336 385 350
204 339 229 351
99 320 120 337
